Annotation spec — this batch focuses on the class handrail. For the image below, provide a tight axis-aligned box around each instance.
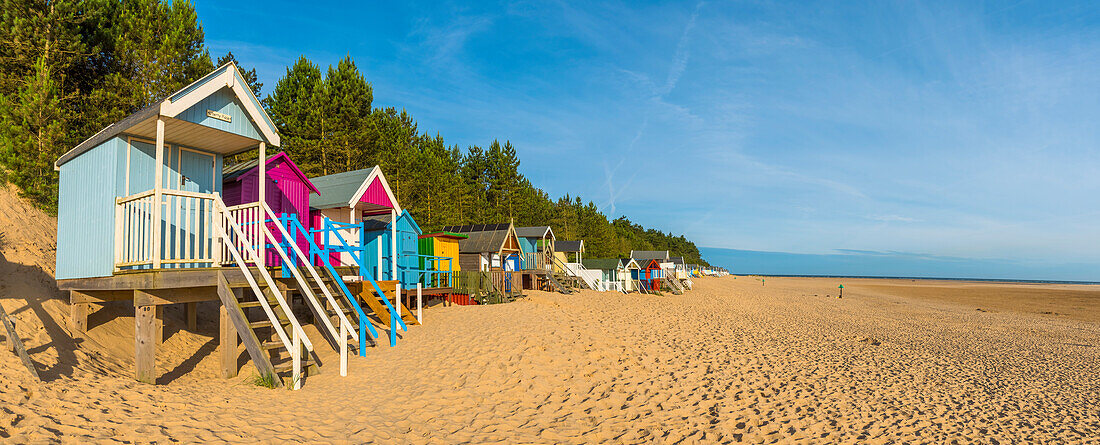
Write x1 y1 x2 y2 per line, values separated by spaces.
226 201 260 212
161 188 215 200
115 189 155 204
283 214 379 355
214 196 313 352
258 207 351 364
212 196 309 387
312 216 407 346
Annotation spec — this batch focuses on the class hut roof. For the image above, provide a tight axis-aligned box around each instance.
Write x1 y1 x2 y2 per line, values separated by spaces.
309 166 402 213
441 223 519 254
631 250 669 261
619 258 641 269
222 152 319 195
582 258 621 270
515 226 554 240
56 62 279 168
418 231 468 240
556 240 584 253
669 256 685 265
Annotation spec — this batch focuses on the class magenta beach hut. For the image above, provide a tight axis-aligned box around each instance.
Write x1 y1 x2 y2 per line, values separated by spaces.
222 152 320 265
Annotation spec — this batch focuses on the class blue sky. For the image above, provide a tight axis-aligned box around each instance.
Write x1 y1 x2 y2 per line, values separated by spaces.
196 1 1100 280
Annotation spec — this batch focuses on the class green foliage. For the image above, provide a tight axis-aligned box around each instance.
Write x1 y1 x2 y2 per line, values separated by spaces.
0 2 708 264
0 0 212 212
216 51 261 96
260 55 710 266
249 372 279 389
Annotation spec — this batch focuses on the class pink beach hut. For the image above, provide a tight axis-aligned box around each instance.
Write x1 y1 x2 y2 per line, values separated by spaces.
308 166 402 276
222 152 320 265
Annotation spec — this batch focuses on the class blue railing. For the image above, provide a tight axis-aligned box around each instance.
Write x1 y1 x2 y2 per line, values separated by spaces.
307 216 408 347
400 254 454 288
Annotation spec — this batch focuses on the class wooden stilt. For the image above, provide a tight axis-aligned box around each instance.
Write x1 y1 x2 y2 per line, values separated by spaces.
69 291 89 336
135 304 157 384
186 302 198 331
155 305 165 345
219 302 238 379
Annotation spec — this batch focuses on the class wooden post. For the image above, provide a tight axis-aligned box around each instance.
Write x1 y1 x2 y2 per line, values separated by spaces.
152 118 165 269
186 302 198 331
69 291 89 336
135 304 157 384
394 282 401 321
257 141 266 269
416 283 423 324
339 321 348 377
219 301 238 378
155 305 165 345
390 209 398 280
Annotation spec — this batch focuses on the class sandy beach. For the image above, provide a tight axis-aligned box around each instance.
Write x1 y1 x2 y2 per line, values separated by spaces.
3 259 1099 443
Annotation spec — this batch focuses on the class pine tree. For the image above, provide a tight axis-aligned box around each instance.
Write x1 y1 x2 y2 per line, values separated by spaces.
215 51 262 96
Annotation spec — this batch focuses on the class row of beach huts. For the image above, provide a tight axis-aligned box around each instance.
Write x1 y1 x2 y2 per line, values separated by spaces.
52 63 729 388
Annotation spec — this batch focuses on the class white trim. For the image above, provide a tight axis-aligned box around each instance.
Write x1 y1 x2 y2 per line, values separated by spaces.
349 166 403 214
158 64 281 147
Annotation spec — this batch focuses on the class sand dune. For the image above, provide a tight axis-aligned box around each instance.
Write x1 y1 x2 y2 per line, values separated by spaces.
2 187 1099 443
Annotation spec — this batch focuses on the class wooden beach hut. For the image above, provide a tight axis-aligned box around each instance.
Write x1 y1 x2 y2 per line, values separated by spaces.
581 258 626 292
440 223 524 300
418 231 467 303
515 226 555 271
222 152 319 265
54 63 399 388
552 239 585 273
635 259 664 292
620 258 641 292
307 166 401 275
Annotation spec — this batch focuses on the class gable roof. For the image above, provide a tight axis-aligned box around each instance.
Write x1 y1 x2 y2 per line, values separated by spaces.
515 226 554 240
56 62 279 169
631 250 669 261
556 240 584 253
669 256 685 265
222 152 319 195
441 223 520 254
637 258 662 269
582 258 621 270
619 258 640 269
357 210 421 233
419 231 468 240
309 166 402 213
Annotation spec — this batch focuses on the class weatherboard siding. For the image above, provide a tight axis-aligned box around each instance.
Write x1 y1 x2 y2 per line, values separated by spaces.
178 88 261 141
56 137 125 280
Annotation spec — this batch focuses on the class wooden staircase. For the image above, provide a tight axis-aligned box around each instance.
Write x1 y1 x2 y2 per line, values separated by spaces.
661 268 684 295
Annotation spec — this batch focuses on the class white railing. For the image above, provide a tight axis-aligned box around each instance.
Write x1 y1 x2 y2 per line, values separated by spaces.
115 190 155 267
221 202 262 266
259 202 358 377
212 195 312 389
564 262 601 290
115 190 217 270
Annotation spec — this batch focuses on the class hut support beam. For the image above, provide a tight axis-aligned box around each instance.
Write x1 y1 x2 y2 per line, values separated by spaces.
69 291 89 336
219 295 239 379
135 303 157 384
186 302 198 331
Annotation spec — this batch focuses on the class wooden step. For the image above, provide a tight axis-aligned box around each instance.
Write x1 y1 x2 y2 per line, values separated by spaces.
248 319 290 329
273 358 317 373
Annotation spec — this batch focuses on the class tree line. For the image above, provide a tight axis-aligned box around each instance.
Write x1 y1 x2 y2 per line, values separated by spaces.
0 0 709 266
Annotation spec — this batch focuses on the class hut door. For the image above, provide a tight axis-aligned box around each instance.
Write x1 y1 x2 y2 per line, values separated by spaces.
179 149 215 193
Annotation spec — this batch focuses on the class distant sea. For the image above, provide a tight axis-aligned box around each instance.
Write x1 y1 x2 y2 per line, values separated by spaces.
700 247 1100 285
